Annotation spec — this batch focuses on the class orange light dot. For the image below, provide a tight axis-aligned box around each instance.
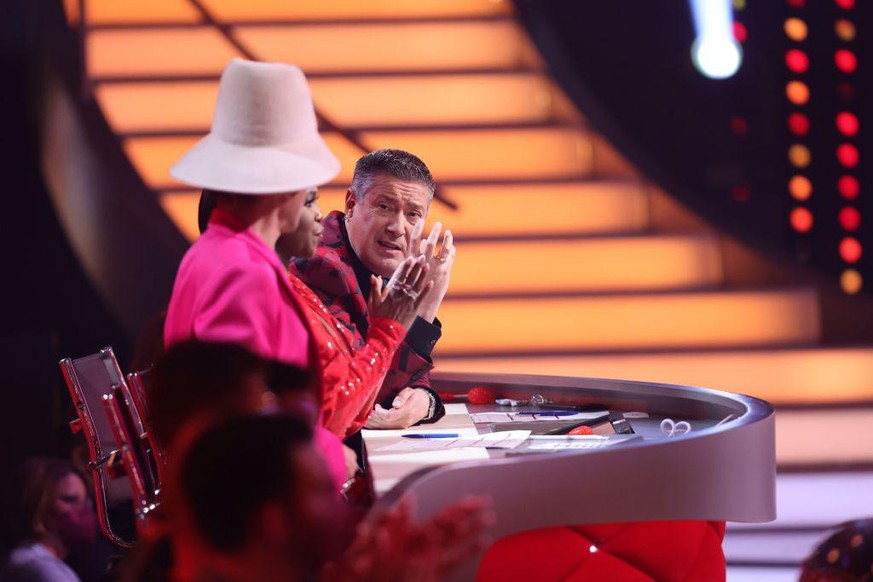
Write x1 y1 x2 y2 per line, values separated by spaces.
786 81 810 105
790 207 814 232
839 237 862 263
841 269 863 294
789 144 811 168
789 175 812 201
733 0 746 9
785 18 808 41
835 19 856 41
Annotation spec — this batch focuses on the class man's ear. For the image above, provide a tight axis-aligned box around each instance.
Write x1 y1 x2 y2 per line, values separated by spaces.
344 189 356 219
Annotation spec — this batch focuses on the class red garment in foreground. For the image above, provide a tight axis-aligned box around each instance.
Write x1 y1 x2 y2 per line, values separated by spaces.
478 521 726 581
289 275 407 439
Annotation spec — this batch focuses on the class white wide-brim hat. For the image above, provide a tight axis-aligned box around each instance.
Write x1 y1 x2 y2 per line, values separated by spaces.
170 58 340 194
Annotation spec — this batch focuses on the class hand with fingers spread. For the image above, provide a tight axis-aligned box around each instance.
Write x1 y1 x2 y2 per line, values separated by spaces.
414 222 455 323
320 495 495 582
364 387 431 429
368 255 433 331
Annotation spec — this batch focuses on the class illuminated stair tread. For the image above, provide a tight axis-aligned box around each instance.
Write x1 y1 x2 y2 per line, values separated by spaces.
160 181 650 242
125 128 631 188
449 235 723 293
200 0 513 21
436 288 820 352
88 21 536 78
435 346 873 405
95 73 566 132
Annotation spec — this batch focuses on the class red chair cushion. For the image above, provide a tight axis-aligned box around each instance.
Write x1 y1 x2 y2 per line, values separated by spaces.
477 521 726 581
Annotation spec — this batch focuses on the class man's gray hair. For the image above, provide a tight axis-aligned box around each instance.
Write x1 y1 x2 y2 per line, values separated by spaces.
349 149 435 202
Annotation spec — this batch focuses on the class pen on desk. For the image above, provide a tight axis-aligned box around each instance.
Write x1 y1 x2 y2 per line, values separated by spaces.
401 433 460 439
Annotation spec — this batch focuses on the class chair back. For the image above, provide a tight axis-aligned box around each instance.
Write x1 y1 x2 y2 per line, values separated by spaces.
103 384 161 532
60 346 134 547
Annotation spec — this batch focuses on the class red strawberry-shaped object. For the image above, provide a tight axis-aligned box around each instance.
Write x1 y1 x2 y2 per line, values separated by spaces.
466 386 497 404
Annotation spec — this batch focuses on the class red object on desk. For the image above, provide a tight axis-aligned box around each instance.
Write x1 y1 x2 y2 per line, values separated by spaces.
467 387 498 404
568 425 594 436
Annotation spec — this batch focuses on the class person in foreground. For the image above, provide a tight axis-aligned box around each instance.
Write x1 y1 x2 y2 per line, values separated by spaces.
160 57 349 488
168 415 493 582
291 148 457 432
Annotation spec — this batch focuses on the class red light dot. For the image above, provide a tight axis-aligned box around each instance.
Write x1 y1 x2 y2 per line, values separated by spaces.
835 50 857 73
834 0 855 9
838 175 860 199
840 237 862 263
788 113 810 136
790 207 814 233
786 49 810 73
733 21 747 43
731 183 751 202
836 112 859 136
730 116 748 135
839 207 861 231
837 83 856 102
837 143 860 168
786 0 805 6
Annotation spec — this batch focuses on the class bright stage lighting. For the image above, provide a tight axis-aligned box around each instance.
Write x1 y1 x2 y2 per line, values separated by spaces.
689 0 743 79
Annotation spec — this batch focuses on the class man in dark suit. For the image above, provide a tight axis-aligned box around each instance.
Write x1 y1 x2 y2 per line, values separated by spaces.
291 149 455 430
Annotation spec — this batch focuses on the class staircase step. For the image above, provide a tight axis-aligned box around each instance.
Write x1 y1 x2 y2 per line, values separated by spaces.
435 346 873 405
200 0 512 22
159 180 651 243
88 20 537 78
448 235 723 294
96 73 565 132
434 288 820 354
317 181 650 237
125 127 633 189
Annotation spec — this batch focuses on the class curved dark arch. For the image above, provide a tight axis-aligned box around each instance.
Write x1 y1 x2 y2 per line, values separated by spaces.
37 0 188 337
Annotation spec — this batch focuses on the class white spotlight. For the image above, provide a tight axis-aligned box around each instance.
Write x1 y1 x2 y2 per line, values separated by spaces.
689 0 743 79
692 36 743 79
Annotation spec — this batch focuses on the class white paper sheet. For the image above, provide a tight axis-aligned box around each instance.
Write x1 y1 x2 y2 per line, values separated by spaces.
469 411 608 423
374 430 531 452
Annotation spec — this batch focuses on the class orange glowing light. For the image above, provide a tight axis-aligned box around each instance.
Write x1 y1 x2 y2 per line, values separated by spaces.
786 81 810 105
839 237 862 263
840 269 863 294
790 207 814 233
785 18 808 42
789 175 812 201
835 19 856 41
789 144 811 168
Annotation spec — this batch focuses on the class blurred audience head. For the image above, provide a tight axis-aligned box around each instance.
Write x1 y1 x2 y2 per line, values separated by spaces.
174 415 352 580
7 457 97 558
147 340 314 450
800 518 873 582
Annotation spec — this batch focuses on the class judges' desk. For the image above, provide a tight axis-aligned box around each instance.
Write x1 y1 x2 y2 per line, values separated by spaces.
363 372 776 581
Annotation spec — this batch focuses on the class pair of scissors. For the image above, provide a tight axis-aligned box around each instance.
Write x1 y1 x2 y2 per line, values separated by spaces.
660 418 691 436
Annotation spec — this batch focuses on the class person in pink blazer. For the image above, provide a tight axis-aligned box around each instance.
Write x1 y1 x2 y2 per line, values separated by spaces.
162 58 350 489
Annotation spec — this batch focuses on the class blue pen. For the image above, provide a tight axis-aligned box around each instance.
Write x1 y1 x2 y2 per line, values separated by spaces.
401 433 460 439
518 411 577 416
